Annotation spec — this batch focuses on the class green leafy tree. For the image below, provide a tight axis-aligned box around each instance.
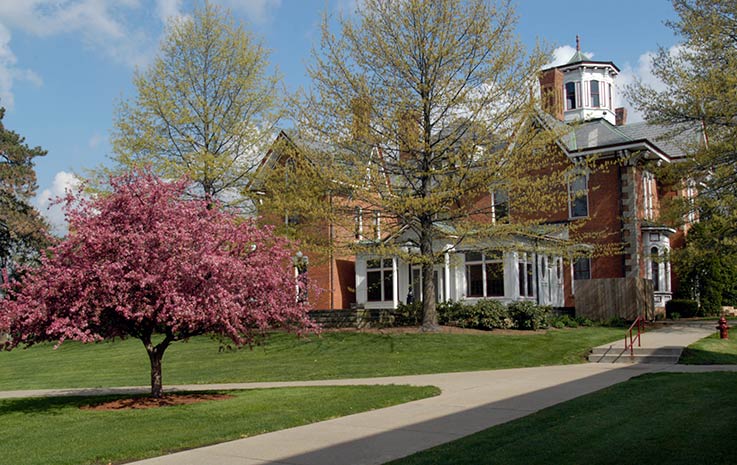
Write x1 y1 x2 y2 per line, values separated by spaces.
674 210 737 314
627 0 737 209
627 0 737 307
112 1 281 206
0 107 49 279
267 0 569 330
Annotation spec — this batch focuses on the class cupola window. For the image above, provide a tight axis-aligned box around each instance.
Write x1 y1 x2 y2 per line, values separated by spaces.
590 80 600 108
565 82 576 110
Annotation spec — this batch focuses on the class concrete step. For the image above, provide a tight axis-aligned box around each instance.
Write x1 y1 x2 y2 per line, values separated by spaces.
588 346 683 364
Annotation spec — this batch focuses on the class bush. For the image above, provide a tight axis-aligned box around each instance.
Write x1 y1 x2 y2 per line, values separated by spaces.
474 300 514 330
437 300 513 330
666 299 700 318
392 301 423 326
602 316 628 328
507 301 551 330
574 316 594 327
669 311 681 320
437 301 468 326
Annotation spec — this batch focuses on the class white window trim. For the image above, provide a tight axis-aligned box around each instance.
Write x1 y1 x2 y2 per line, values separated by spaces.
465 252 505 299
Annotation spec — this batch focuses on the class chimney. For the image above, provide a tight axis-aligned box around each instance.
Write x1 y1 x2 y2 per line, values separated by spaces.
615 107 627 126
351 96 371 142
539 68 564 121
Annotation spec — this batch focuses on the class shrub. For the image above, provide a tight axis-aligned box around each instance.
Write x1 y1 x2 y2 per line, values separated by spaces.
392 301 423 326
666 299 700 318
474 300 514 330
669 311 681 320
507 301 551 330
574 316 594 327
602 316 628 328
437 301 468 326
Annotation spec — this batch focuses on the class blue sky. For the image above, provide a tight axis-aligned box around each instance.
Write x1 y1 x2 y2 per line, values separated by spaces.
0 0 680 232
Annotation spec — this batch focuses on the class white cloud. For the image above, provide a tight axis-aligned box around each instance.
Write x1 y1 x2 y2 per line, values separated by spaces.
88 133 104 149
616 46 681 123
35 171 82 236
220 0 282 23
0 23 42 110
546 45 593 69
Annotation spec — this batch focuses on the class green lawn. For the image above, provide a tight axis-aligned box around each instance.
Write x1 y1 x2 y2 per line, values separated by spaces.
387 372 737 465
0 328 623 391
1 384 439 465
680 332 737 364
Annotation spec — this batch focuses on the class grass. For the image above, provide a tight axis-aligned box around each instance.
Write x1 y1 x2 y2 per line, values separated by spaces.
680 332 737 364
387 372 737 465
1 384 439 465
0 327 623 391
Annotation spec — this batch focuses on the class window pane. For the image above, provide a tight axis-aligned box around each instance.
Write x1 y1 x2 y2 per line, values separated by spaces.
651 247 660 292
367 259 381 269
367 271 382 301
493 190 509 221
527 261 534 296
590 80 600 107
412 268 422 300
518 261 526 297
466 264 484 297
486 262 504 297
383 258 393 268
465 251 483 262
574 258 591 280
565 82 576 110
384 269 394 301
570 176 588 217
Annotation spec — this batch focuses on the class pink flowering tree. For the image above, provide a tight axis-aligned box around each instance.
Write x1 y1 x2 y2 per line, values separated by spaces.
1 170 314 397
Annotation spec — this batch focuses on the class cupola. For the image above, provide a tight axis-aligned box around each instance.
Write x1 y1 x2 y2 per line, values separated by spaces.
540 36 620 125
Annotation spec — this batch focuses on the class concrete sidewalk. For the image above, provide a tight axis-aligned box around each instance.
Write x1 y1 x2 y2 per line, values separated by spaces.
125 364 736 465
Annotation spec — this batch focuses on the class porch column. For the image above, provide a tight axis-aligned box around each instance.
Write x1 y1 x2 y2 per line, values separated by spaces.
444 251 451 302
392 257 399 308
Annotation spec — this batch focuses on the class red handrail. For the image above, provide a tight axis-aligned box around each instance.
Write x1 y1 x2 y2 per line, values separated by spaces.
624 316 645 357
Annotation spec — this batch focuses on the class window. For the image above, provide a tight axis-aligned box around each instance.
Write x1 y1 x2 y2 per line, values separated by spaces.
492 190 509 223
465 252 504 298
518 253 535 297
373 211 381 240
608 83 613 109
568 174 589 218
590 80 601 108
354 207 363 240
573 258 591 280
565 82 576 110
643 171 655 220
367 258 393 301
650 247 660 292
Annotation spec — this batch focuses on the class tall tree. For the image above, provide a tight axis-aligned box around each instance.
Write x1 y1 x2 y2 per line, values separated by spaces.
1 170 313 398
272 0 566 330
112 1 281 207
627 0 737 210
0 107 49 279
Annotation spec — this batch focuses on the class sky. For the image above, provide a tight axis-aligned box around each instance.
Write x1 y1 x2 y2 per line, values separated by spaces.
0 0 681 233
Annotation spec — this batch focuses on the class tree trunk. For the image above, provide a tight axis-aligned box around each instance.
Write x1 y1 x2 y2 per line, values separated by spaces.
147 348 164 398
420 226 439 331
142 334 173 398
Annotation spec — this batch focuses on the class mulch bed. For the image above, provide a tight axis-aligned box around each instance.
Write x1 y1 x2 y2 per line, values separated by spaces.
80 393 234 411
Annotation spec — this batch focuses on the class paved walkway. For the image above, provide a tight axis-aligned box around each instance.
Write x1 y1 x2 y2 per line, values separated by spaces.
593 320 718 351
3 321 735 465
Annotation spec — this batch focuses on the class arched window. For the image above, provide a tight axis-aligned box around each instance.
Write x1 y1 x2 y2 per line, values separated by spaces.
651 247 660 292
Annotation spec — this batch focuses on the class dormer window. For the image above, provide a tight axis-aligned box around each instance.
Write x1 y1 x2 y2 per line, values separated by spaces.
565 82 576 110
590 80 600 108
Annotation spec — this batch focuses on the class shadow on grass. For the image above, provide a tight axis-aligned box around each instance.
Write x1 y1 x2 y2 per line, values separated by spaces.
680 347 737 365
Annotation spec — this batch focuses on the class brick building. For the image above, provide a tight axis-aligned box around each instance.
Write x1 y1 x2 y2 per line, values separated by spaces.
257 44 701 315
